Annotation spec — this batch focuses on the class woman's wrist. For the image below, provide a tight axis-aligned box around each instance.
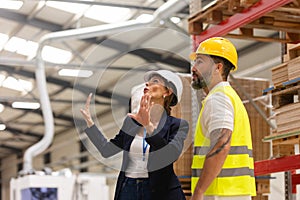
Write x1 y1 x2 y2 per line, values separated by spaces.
86 119 94 128
145 124 155 136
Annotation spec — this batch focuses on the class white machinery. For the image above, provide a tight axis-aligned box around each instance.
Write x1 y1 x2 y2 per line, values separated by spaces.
10 170 114 200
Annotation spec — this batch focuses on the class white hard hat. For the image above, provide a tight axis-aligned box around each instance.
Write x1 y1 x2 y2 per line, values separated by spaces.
144 70 183 106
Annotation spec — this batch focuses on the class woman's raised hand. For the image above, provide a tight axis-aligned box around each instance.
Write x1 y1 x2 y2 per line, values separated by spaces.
128 94 152 127
80 93 95 128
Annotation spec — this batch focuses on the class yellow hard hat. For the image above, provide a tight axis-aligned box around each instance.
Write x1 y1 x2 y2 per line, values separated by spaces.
190 37 238 71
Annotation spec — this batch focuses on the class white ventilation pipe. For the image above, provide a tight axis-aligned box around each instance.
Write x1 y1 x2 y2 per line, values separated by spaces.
22 0 189 174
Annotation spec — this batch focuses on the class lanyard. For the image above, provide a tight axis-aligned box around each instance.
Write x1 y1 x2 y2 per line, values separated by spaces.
142 129 149 161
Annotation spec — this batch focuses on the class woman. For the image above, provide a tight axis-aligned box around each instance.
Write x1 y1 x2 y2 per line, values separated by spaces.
80 70 189 200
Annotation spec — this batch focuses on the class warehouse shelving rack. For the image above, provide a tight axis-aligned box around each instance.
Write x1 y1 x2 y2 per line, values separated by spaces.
188 0 300 199
189 0 300 48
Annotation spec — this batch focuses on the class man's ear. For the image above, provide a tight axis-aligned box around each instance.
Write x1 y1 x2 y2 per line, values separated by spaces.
216 62 223 72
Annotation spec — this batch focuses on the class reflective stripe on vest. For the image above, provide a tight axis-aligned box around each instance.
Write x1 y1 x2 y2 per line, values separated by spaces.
194 146 253 156
191 84 256 196
192 167 254 177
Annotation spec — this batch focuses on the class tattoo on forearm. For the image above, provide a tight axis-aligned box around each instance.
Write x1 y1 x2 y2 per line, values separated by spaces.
206 129 232 159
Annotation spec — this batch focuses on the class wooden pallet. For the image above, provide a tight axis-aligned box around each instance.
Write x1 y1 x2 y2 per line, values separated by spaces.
288 56 300 80
263 77 300 108
264 131 300 157
275 102 300 133
286 43 300 61
272 46 300 87
256 178 271 194
272 143 296 158
188 0 300 43
264 130 300 142
272 63 288 87
252 194 269 200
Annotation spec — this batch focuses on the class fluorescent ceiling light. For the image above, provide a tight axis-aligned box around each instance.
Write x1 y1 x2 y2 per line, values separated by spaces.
12 102 40 110
48 1 133 23
0 124 6 131
0 74 6 86
4 36 26 52
136 14 153 23
42 45 72 64
85 5 132 23
0 33 9 51
46 0 90 14
0 104 4 113
170 17 181 24
2 35 38 59
3 35 70 62
17 40 38 59
2 76 33 93
58 69 93 78
0 0 23 10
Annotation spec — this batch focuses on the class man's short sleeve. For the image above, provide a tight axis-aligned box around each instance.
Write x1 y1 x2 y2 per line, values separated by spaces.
202 92 234 135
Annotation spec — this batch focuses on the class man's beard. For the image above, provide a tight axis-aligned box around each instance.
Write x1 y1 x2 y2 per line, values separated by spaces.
191 65 215 90
191 75 207 90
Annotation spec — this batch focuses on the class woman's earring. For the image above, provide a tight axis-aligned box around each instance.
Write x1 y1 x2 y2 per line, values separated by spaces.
163 95 166 99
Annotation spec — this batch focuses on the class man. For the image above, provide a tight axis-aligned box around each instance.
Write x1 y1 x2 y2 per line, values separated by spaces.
190 37 256 200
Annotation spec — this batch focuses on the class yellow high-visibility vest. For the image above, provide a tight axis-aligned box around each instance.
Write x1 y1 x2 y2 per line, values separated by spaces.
191 84 256 196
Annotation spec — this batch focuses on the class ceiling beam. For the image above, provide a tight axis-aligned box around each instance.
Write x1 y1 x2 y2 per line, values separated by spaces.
0 9 62 32
43 0 188 14
0 9 190 70
0 144 22 153
0 96 105 105
5 126 42 139
83 37 190 71
0 65 119 125
0 64 128 101
46 0 158 11
131 49 189 70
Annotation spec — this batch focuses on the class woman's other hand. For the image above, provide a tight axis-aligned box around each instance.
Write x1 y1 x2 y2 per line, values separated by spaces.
80 93 95 128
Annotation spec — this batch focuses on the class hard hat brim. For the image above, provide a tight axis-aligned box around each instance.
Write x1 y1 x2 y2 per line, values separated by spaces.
189 52 197 61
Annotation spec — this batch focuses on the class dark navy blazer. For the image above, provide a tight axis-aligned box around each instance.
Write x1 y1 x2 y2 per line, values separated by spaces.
85 114 189 200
